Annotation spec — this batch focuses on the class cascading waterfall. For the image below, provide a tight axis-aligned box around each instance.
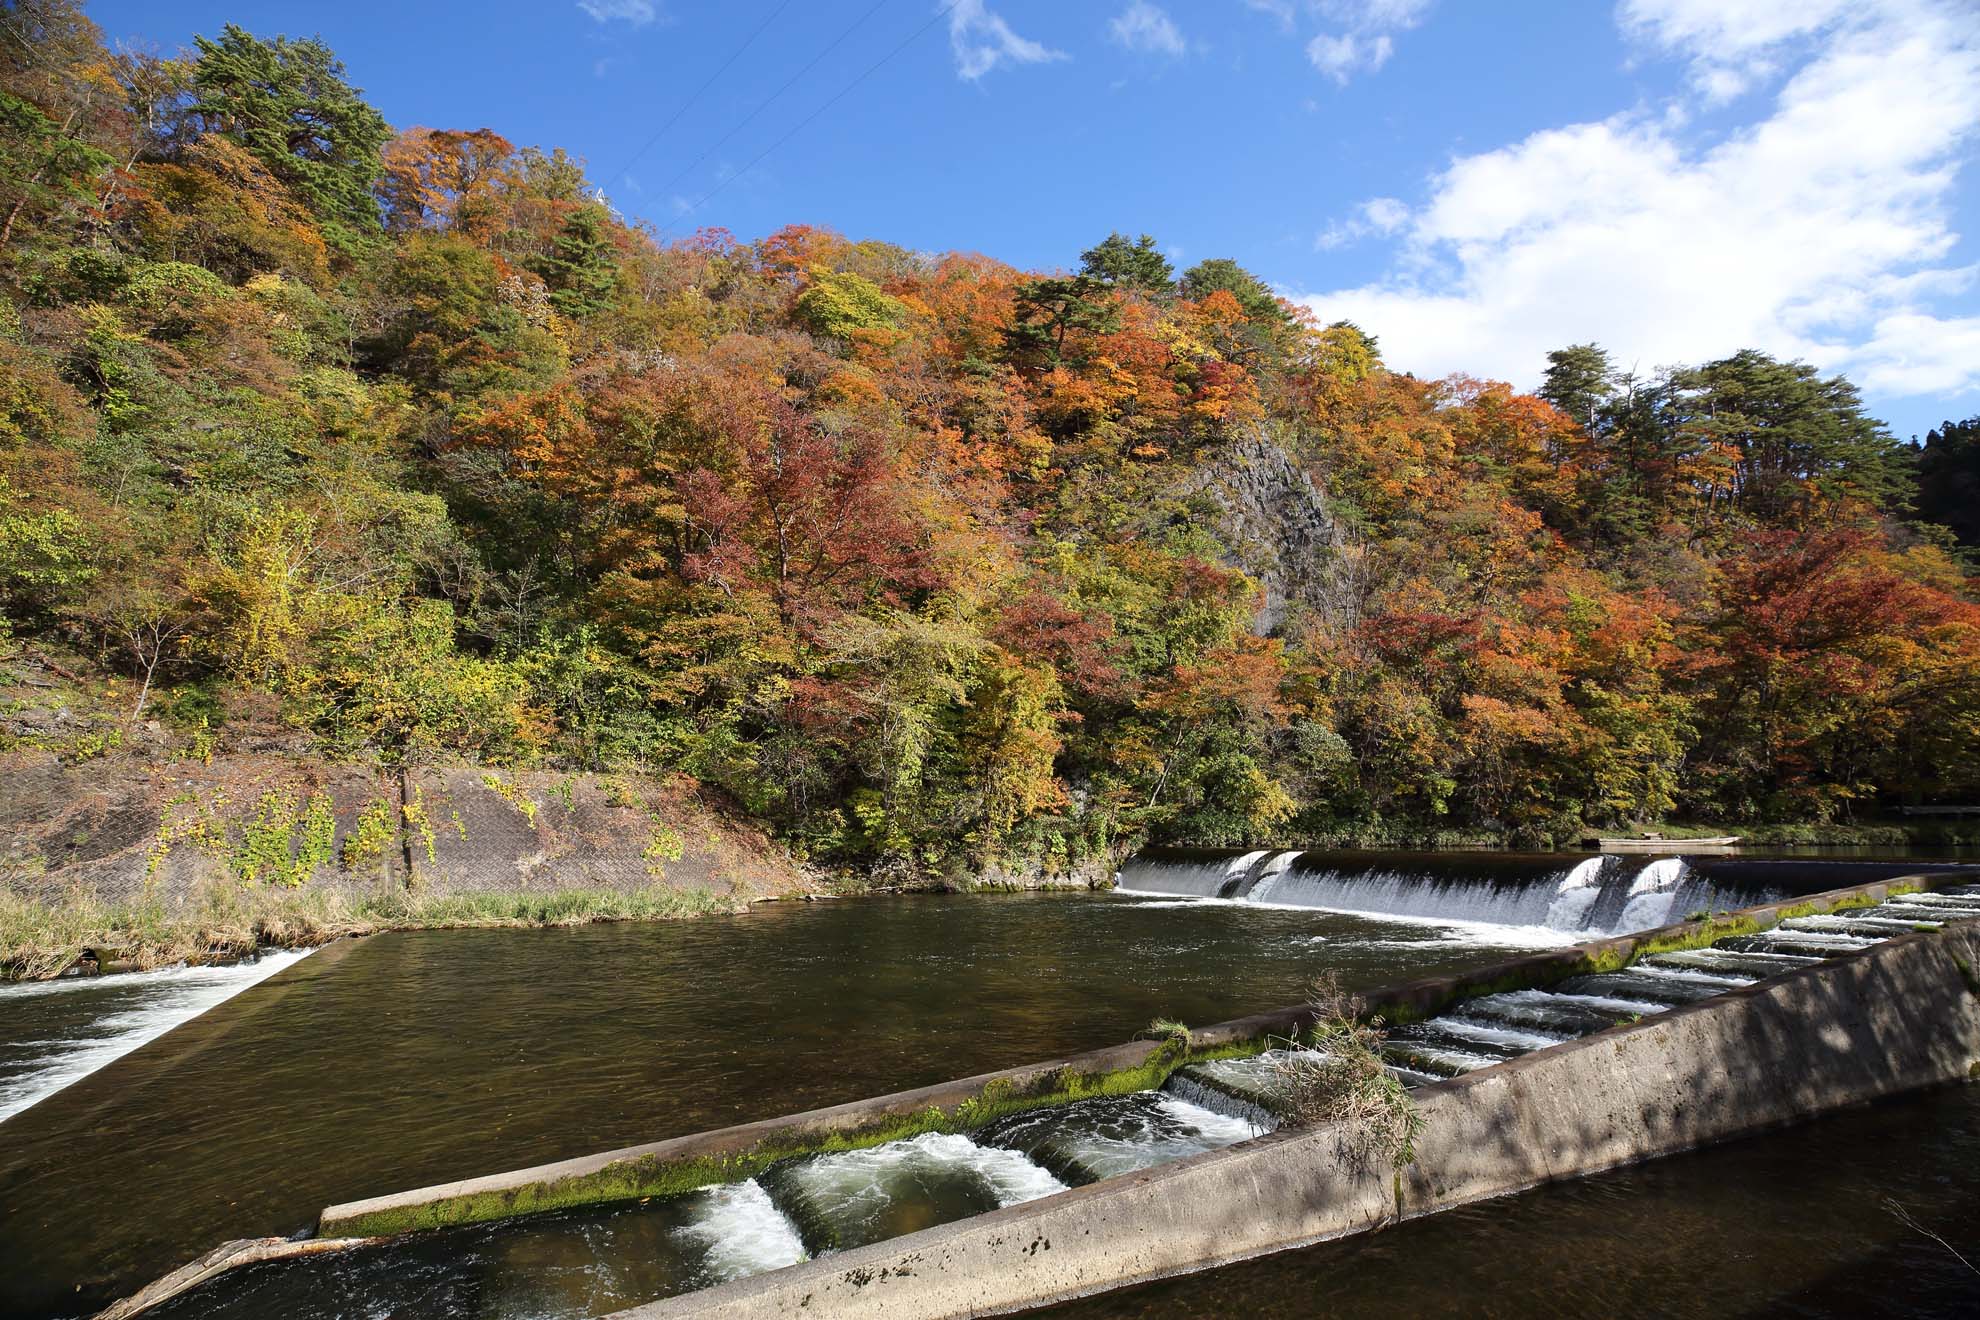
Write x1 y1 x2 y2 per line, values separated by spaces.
1615 857 1689 931
674 1180 809 1283
1245 850 1304 899
1543 857 1608 929
1115 850 1787 937
1115 849 1274 898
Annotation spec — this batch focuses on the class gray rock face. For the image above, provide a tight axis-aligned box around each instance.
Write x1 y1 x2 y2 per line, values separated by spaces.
1182 428 1367 637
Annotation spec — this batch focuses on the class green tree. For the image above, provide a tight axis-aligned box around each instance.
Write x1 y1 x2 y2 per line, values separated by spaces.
1914 417 1980 548
793 266 903 341
528 202 619 321
1179 257 1290 327
1004 275 1120 369
188 24 389 248
1664 349 1910 521
0 90 113 247
1539 343 1615 432
1079 232 1173 294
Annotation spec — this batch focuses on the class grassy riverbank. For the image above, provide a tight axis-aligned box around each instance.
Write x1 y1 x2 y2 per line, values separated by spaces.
0 884 744 982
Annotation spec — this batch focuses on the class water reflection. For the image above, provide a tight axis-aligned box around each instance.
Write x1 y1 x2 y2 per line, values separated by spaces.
1036 1082 1980 1320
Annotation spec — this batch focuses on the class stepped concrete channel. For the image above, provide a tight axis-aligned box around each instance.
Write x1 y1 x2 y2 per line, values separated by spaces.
101 868 1980 1320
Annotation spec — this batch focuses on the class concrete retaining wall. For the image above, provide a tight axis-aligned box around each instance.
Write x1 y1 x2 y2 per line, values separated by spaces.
2 750 809 914
610 919 1980 1319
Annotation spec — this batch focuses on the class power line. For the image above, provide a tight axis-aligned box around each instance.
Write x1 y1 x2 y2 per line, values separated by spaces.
613 0 800 181
645 0 893 210
658 0 966 240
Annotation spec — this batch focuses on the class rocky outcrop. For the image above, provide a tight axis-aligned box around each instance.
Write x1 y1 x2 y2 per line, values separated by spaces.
1181 427 1367 636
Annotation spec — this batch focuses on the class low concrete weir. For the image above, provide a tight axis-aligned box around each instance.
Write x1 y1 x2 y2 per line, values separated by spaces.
96 870 1980 1319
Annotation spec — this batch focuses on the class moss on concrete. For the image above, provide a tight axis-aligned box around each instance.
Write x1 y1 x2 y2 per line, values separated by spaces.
326 1040 1215 1239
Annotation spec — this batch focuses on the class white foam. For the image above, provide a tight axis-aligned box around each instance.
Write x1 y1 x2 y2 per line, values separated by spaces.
1629 965 1758 989
1616 889 1680 931
1111 885 1584 949
786 1133 1067 1220
1557 858 1605 890
1423 1016 1568 1052
1628 858 1687 895
1152 1092 1269 1145
1546 991 1670 1016
1245 850 1306 901
1544 858 1607 928
0 948 315 1123
678 1179 807 1283
1544 887 1602 929
961 1138 1069 1207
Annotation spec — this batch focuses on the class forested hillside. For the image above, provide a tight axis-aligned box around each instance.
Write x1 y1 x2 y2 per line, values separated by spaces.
4 1 1978 876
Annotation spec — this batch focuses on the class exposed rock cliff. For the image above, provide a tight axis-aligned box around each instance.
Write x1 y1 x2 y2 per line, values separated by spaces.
1182 427 1368 636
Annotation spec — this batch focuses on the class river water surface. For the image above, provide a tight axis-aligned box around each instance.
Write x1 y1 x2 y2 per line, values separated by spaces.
0 890 1558 1319
4 860 1977 1319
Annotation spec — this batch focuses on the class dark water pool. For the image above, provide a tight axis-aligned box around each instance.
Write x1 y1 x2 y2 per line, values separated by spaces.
0 891 1546 1318
1034 1080 1980 1320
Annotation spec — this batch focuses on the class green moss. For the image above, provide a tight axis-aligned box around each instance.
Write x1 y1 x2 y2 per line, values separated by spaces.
1953 956 1980 997
1633 915 1762 958
322 1033 1267 1239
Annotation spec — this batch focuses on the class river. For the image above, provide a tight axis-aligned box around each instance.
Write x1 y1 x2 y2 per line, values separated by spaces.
2 853 1975 1318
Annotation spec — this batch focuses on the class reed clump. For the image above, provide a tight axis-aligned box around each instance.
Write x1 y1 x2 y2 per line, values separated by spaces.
1269 973 1424 1171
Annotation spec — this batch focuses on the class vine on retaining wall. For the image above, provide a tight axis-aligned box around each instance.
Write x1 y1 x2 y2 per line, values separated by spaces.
601 774 685 878
340 798 396 872
146 787 338 887
479 772 541 827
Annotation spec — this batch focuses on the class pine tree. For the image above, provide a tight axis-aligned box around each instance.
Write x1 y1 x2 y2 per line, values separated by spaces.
1915 417 1980 548
529 203 618 320
1079 232 1173 294
188 24 390 249
1539 343 1615 432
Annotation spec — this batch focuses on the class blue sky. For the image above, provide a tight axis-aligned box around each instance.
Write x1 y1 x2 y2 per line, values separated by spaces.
89 1 1980 439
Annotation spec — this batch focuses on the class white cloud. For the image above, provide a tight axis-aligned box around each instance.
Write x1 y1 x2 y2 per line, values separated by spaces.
1316 195 1410 249
1242 0 1296 30
1619 0 1855 102
1307 32 1392 83
1618 0 1851 58
1296 0 1980 407
577 0 657 25
1319 0 1432 26
1110 2 1187 57
1853 309 1980 397
1284 0 1432 84
949 0 1067 81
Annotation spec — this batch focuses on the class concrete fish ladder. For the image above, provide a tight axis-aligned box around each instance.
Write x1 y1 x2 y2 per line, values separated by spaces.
606 919 1980 1319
